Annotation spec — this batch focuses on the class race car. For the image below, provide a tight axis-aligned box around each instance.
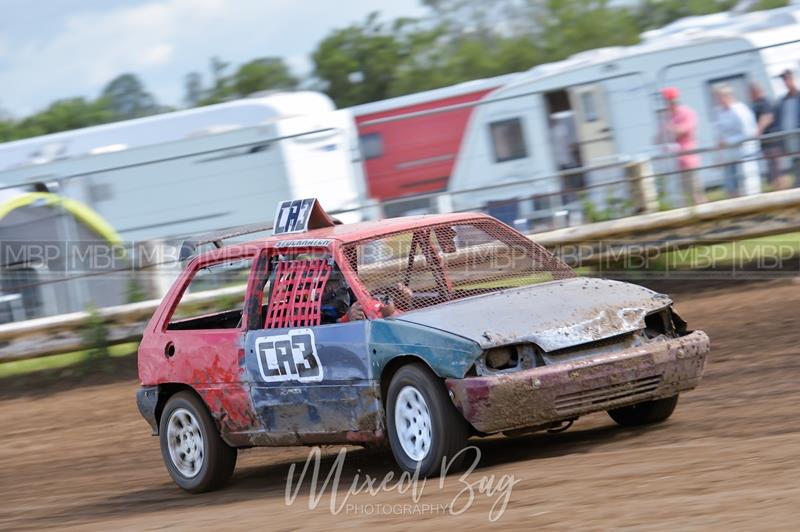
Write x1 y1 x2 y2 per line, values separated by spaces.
136 198 710 492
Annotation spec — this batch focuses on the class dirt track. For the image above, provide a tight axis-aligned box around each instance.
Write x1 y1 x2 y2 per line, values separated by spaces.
1 280 799 530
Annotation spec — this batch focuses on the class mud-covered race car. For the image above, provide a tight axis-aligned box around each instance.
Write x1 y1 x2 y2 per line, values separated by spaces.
136 199 710 492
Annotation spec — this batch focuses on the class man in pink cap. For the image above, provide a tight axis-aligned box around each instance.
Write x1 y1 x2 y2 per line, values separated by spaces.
658 87 706 205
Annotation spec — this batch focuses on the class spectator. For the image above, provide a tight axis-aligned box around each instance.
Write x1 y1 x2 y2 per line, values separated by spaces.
750 82 775 134
749 83 780 184
773 69 800 185
657 87 706 206
550 112 583 205
713 84 761 197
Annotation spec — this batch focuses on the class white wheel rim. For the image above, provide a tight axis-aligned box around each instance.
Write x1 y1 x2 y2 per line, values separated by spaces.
166 408 204 478
394 386 433 462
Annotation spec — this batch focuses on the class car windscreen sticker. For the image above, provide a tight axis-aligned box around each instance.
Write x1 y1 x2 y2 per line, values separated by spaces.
274 239 332 248
255 329 323 382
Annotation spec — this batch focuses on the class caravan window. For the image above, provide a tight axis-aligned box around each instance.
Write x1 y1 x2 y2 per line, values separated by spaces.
580 91 598 122
489 118 528 162
359 133 384 160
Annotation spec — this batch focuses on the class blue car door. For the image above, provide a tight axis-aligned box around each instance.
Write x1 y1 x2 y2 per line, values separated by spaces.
242 251 382 445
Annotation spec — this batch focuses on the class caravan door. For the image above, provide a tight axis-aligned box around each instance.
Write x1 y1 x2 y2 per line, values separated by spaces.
569 84 616 165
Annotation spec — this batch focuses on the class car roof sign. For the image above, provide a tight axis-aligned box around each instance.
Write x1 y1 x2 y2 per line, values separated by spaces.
273 198 340 235
273 198 315 235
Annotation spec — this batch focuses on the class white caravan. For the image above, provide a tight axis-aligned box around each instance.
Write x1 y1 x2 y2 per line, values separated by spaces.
0 92 338 170
0 92 368 241
448 4 800 224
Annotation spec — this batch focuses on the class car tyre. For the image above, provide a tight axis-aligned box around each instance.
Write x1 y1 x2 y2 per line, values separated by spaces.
607 394 679 426
159 391 237 492
386 363 469 477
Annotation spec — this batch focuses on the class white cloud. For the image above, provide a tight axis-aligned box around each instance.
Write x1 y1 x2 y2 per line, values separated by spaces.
139 44 175 68
0 0 427 117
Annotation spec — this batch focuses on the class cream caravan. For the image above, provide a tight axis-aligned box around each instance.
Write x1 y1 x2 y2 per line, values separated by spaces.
448 4 800 224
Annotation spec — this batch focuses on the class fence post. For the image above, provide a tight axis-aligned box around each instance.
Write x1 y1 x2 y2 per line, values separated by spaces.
435 193 454 214
626 157 658 214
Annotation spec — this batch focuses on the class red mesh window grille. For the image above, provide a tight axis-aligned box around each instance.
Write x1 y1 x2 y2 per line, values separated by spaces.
341 218 575 313
264 258 332 328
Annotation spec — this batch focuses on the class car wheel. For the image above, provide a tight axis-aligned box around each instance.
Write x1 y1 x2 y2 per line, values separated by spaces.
386 363 468 477
607 394 679 426
159 391 237 492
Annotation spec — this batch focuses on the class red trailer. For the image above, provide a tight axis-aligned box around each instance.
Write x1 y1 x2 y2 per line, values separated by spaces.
351 74 519 213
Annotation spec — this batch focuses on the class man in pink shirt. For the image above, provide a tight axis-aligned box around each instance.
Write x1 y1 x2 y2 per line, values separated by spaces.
659 87 706 205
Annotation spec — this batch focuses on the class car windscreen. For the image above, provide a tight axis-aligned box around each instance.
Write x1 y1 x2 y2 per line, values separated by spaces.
340 218 575 312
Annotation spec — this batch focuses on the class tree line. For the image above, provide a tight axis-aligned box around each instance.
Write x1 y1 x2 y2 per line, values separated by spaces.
0 0 787 142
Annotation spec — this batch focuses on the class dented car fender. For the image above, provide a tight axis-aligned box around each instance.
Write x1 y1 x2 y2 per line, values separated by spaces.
368 319 484 380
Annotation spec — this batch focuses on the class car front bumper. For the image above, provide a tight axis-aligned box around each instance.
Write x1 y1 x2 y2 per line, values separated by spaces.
446 330 710 434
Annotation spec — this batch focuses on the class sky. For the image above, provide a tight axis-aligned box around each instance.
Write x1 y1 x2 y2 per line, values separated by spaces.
0 0 428 118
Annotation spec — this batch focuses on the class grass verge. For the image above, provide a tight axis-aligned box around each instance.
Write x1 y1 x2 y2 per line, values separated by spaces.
0 342 138 379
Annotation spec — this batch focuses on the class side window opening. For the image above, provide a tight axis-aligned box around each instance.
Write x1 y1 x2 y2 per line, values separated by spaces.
262 250 364 329
359 132 384 160
264 256 332 329
167 257 253 330
489 118 528 163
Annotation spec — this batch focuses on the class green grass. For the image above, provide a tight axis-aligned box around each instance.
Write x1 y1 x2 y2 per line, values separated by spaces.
705 188 728 203
648 232 800 271
0 342 138 379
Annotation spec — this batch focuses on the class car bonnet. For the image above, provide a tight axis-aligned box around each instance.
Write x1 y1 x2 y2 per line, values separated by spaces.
393 277 672 352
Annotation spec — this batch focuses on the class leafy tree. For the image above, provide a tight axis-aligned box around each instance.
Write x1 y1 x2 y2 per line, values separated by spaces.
81 304 111 368
312 13 426 107
230 58 298 96
0 119 20 142
631 0 790 31
184 71 205 107
750 0 790 8
421 0 521 39
210 56 229 91
101 74 159 119
0 119 48 141
19 97 115 135
198 56 233 104
0 0 792 143
196 56 298 105
535 0 641 60
312 2 641 106
634 0 737 30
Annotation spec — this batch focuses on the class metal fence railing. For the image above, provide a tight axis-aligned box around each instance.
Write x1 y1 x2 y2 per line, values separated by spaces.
3 185 800 361
334 128 800 231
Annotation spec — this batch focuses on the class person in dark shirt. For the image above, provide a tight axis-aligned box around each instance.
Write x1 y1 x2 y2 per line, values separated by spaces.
773 70 800 186
749 82 779 184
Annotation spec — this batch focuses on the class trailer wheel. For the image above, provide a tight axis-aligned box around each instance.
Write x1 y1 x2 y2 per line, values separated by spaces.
159 391 237 492
386 364 468 477
607 394 679 426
